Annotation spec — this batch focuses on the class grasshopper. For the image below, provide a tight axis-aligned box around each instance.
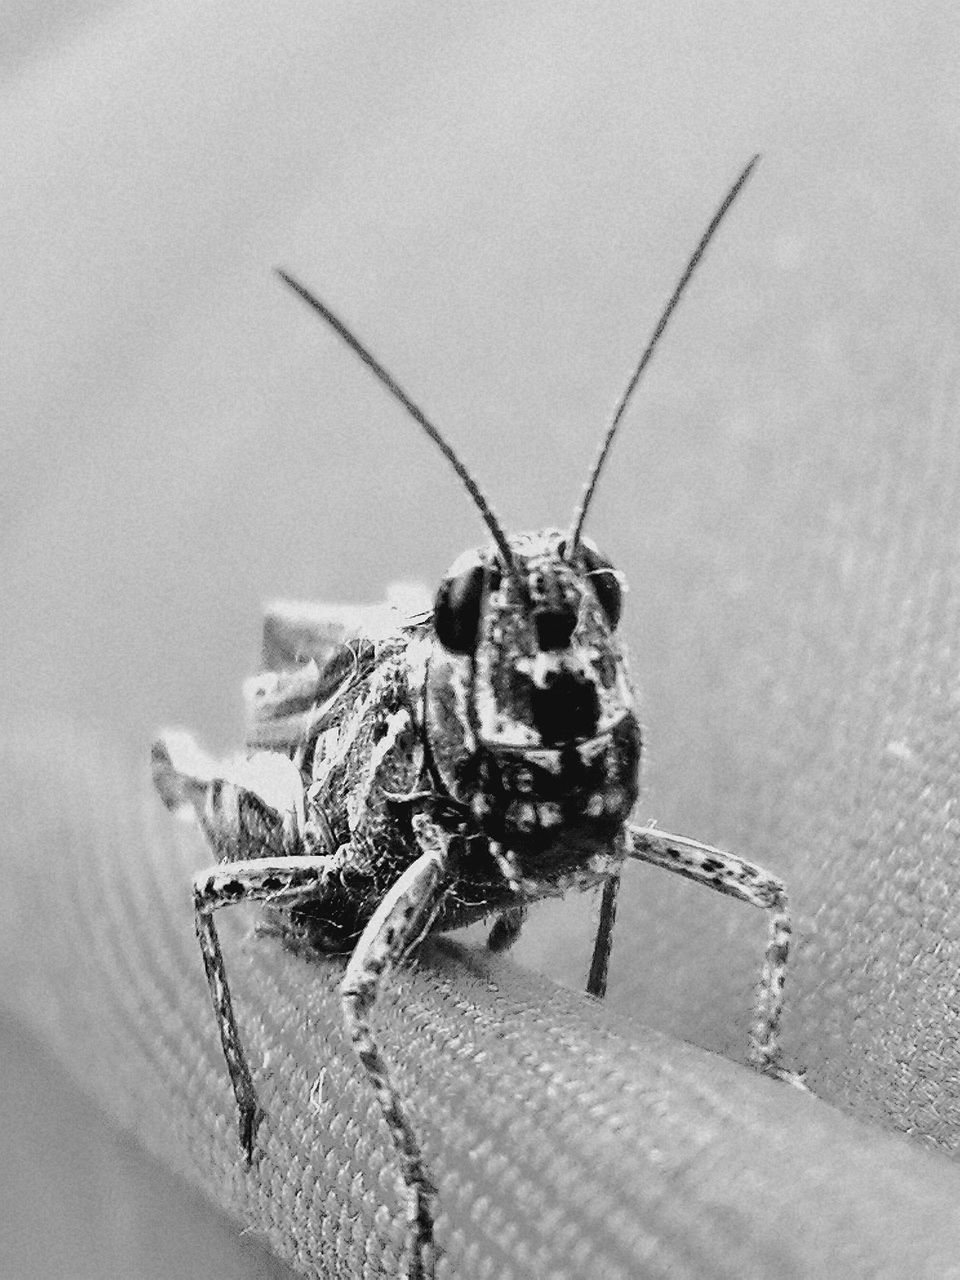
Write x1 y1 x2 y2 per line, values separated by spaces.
152 155 799 1280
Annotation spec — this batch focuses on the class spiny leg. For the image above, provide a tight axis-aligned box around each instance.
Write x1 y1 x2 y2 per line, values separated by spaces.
626 822 801 1084
341 814 450 1280
153 730 353 1152
194 856 339 1160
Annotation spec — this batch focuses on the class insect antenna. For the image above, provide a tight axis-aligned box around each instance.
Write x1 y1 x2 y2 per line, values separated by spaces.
277 269 523 592
567 154 760 553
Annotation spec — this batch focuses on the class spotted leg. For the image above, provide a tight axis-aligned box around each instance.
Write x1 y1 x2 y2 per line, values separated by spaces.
152 730 342 1157
193 855 340 1159
341 813 451 1280
624 823 802 1085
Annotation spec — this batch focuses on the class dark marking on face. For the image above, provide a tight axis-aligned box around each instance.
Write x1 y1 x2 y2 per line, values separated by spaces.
529 671 600 743
533 605 578 652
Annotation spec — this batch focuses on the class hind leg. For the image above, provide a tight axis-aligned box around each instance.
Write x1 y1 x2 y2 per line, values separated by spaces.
152 729 307 860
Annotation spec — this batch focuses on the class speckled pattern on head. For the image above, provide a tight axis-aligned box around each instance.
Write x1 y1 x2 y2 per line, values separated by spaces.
425 528 642 861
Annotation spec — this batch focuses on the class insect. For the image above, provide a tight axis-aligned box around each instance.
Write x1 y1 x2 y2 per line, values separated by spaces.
152 154 800 1280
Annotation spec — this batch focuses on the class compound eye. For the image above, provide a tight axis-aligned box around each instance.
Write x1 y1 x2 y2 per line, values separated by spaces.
433 561 486 655
581 544 622 629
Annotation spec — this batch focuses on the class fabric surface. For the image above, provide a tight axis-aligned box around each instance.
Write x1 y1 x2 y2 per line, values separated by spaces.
4 724 960 1279
574 308 960 1149
2 2 960 1273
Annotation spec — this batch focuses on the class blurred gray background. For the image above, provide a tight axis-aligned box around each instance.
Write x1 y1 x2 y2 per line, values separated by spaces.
2 2 959 1276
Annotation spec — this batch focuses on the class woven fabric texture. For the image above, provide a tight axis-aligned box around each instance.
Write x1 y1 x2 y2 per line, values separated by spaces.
3 724 960 1279
2 5 960 1274
558 310 960 1153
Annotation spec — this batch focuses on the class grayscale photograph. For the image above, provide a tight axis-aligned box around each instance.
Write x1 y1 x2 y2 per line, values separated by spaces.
1 4 958 1278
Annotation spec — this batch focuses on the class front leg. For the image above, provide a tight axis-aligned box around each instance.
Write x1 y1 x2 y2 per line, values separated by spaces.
153 730 344 1157
625 823 800 1084
340 813 451 1280
193 856 340 1159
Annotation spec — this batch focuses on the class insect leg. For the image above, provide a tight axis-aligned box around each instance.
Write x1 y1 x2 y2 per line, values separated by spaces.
152 730 305 861
193 855 339 1160
340 814 450 1280
625 823 802 1085
586 868 622 997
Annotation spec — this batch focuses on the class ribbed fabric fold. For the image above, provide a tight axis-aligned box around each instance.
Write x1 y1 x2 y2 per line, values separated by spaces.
4 724 960 1279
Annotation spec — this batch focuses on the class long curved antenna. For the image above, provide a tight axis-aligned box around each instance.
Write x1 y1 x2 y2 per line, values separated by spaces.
567 154 760 552
277 269 521 587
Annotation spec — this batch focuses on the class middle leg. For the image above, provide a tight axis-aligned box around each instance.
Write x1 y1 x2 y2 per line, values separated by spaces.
340 813 451 1280
586 870 622 997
